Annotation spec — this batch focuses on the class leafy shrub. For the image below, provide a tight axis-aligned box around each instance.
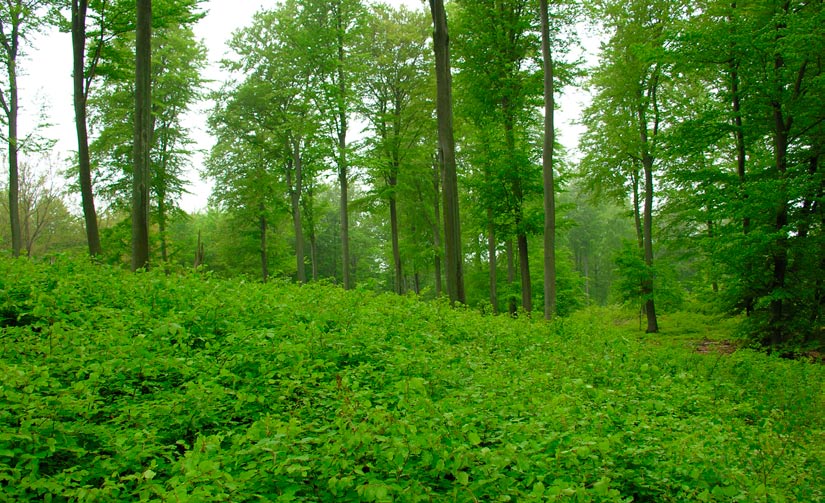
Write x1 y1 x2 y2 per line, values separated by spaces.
0 255 822 501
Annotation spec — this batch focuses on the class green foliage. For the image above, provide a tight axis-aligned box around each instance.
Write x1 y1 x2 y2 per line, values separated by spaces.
1 256 822 501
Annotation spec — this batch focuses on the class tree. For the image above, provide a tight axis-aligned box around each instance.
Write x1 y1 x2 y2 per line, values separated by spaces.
429 0 464 304
70 0 109 257
540 0 555 319
580 0 686 332
86 1 203 268
0 0 50 257
360 3 433 294
131 0 151 270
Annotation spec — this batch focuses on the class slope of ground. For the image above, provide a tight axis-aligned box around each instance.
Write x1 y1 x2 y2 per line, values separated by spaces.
1 256 823 502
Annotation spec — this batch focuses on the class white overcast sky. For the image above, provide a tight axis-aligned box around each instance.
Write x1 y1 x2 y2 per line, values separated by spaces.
21 0 587 213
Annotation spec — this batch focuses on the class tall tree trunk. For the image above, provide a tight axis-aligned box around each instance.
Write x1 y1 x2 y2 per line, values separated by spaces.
631 168 643 250
540 0 556 319
71 0 102 257
132 0 151 271
517 231 532 313
259 206 268 283
0 6 21 257
506 239 516 315
729 2 752 315
502 97 530 313
6 70 20 257
287 138 306 283
389 171 404 294
487 206 497 312
336 6 352 290
432 157 443 297
429 0 465 305
641 152 658 333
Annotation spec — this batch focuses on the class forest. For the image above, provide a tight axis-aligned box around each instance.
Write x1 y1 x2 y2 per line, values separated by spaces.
1 0 824 350
1 2 824 500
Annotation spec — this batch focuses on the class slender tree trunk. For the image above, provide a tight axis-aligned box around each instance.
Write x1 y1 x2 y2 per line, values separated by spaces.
335 7 352 290
707 218 718 292
288 139 306 283
158 195 168 265
259 206 268 283
540 0 556 319
506 239 516 315
728 4 752 315
0 9 21 257
487 206 497 312
502 97 531 313
194 229 204 269
389 171 404 294
641 152 658 333
429 0 464 305
7 75 20 257
637 95 658 333
432 157 443 297
132 0 151 271
631 168 643 249
71 0 102 257
769 91 790 345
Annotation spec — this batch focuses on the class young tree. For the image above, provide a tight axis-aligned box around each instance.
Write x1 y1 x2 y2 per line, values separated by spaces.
0 0 50 257
580 0 685 332
360 3 433 294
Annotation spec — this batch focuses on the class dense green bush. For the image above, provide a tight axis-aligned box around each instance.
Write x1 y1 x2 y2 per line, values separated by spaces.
1 255 823 502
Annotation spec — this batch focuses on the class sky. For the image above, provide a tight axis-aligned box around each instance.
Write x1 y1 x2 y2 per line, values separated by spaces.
20 0 587 213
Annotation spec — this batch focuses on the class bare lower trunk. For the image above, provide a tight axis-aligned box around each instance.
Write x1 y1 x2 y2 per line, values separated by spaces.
260 208 268 283
72 0 102 257
506 239 516 315
430 0 464 304
487 207 497 312
540 0 556 319
389 182 403 294
517 232 531 313
132 0 152 271
432 158 443 297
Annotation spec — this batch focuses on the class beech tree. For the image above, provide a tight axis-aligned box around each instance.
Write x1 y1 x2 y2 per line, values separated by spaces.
0 0 51 257
429 0 464 305
360 3 433 294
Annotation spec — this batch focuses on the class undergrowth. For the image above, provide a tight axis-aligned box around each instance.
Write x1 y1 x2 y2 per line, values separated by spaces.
1 255 823 502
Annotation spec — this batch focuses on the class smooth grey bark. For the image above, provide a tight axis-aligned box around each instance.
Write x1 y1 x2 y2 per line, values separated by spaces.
540 0 556 319
132 0 151 271
71 0 102 257
429 0 465 304
0 3 22 256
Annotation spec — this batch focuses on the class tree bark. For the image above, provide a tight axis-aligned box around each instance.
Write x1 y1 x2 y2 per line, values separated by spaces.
259 205 269 282
432 157 443 297
287 138 306 283
132 0 151 271
335 5 352 290
487 205 497 312
389 171 404 294
540 0 556 319
506 239 516 315
638 95 658 333
429 0 464 305
71 0 102 257
0 5 21 257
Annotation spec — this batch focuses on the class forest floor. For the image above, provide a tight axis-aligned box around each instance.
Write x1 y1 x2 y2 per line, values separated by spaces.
1 256 823 502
